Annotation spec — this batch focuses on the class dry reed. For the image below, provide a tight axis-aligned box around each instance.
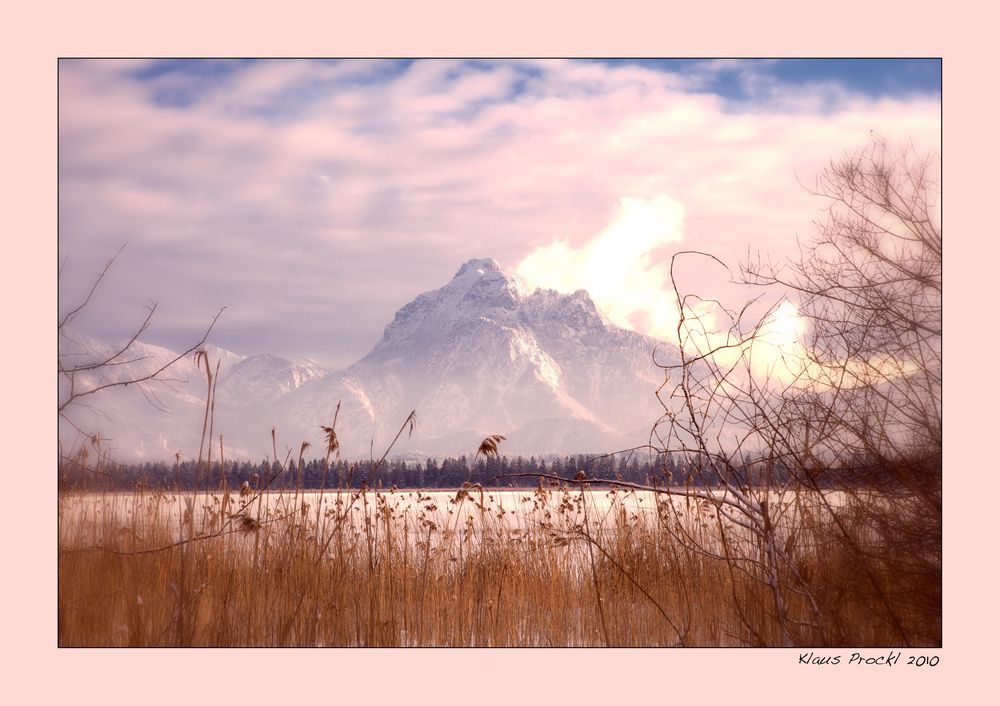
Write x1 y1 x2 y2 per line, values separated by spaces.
58 480 938 647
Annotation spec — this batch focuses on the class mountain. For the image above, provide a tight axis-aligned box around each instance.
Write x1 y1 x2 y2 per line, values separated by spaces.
59 258 677 461
59 334 244 458
219 354 329 403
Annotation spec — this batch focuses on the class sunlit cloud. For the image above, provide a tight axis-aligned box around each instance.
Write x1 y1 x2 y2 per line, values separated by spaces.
517 195 685 341
516 196 829 387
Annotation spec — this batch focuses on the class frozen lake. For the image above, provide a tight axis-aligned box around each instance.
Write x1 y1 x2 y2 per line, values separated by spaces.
59 484 850 555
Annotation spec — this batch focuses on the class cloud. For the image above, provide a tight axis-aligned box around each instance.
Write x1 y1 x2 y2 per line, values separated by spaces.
514 196 821 387
517 195 686 340
58 59 941 370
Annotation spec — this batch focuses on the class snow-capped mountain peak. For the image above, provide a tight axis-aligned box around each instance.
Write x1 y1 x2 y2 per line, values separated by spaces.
337 259 670 455
219 353 329 402
454 256 502 278
376 257 529 349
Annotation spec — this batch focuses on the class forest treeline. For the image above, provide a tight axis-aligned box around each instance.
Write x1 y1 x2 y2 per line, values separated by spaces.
60 449 897 492
61 452 684 491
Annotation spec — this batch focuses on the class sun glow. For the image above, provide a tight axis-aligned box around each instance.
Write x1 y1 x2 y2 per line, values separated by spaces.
516 195 685 341
515 194 825 387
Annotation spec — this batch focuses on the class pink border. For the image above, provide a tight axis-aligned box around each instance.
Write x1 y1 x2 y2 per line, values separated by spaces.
9 1 981 702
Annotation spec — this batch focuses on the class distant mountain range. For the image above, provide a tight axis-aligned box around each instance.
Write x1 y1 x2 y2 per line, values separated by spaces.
59 258 677 461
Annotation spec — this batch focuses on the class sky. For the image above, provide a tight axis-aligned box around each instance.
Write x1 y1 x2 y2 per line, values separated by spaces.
58 58 941 370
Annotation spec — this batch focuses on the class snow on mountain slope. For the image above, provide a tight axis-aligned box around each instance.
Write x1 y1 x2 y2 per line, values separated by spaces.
218 354 329 403
265 258 674 457
58 332 247 459
58 258 677 461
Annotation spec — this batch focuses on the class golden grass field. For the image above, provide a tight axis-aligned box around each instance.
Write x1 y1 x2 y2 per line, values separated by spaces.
58 481 940 647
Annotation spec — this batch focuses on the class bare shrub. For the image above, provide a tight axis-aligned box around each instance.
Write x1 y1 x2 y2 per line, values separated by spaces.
650 135 941 646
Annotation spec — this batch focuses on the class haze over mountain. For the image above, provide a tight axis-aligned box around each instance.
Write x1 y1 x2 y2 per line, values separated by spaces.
59 259 677 461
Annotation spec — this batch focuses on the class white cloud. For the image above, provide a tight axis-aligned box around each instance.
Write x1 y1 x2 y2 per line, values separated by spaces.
517 195 685 340
58 59 941 370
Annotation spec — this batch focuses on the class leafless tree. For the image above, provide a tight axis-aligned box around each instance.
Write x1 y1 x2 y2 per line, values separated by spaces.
647 135 941 646
745 135 941 500
58 245 224 451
